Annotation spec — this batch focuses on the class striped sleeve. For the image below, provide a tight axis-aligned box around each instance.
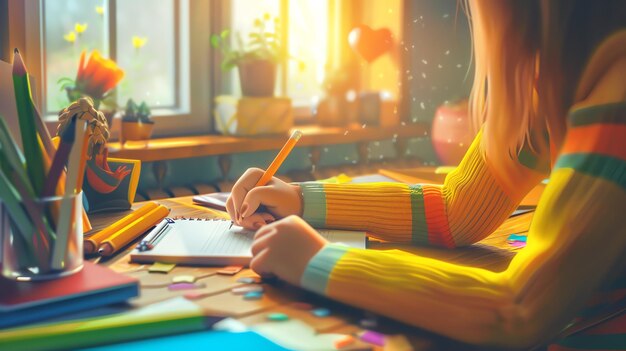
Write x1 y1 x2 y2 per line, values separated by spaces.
299 101 626 349
301 129 541 248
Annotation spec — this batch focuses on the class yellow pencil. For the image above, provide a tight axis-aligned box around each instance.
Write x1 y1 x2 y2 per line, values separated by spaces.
84 201 159 254
97 205 170 256
254 130 302 187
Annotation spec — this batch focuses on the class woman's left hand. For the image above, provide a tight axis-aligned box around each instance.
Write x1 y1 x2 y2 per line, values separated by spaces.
250 215 328 286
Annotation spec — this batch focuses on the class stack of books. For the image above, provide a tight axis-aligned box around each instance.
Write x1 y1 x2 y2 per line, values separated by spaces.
0 261 139 329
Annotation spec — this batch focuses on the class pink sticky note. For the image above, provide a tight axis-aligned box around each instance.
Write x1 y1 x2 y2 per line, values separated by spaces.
168 283 200 291
509 241 527 249
359 330 385 346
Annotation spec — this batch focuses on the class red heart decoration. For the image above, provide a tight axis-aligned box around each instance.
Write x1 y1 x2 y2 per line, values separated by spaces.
348 25 393 63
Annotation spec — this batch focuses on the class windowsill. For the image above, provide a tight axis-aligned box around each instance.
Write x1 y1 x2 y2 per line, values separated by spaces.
108 122 428 162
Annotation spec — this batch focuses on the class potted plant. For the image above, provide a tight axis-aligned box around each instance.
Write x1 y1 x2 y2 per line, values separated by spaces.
58 50 124 127
120 99 155 145
211 14 281 97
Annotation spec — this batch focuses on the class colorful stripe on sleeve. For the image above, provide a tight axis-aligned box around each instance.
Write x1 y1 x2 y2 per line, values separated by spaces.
301 130 520 248
554 102 626 190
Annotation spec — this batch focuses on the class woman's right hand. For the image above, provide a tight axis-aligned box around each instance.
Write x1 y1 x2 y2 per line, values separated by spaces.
226 168 303 230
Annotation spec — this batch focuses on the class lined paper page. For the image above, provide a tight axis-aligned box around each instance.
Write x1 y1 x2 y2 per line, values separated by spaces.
133 219 366 264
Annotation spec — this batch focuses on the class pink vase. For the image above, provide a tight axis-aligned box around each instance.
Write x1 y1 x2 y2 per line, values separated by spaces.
431 99 474 166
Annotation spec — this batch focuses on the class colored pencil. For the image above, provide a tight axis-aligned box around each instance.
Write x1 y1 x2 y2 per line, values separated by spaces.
12 48 46 196
98 205 170 256
43 115 76 197
51 119 87 270
84 201 159 254
0 117 31 195
254 129 302 187
0 169 36 260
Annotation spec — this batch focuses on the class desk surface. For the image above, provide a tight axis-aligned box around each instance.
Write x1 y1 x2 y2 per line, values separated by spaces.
87 190 533 350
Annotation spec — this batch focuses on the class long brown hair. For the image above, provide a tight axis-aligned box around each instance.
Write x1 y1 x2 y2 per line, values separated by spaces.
467 0 626 165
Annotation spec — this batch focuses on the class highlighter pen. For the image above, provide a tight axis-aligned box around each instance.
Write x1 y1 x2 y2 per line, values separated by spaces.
254 129 303 187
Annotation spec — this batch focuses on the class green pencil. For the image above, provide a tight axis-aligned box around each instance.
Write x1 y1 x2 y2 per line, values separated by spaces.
12 48 46 196
0 168 37 263
0 117 32 196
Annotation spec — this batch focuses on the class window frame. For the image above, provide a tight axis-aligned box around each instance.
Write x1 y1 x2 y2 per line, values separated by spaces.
12 0 343 137
19 0 213 138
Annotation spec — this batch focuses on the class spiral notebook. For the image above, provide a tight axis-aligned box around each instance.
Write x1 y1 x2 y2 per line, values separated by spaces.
130 218 367 266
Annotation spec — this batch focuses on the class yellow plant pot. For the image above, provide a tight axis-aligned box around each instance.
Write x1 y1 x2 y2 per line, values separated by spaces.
121 121 154 145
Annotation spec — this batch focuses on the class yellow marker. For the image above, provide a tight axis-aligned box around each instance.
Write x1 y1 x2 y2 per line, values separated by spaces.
254 130 302 187
97 204 170 256
84 202 159 254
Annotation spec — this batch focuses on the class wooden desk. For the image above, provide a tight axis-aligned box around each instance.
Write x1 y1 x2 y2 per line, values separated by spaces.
87 195 533 350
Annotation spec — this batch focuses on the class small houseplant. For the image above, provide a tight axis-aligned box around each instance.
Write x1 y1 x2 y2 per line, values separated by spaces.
211 14 281 97
120 99 155 145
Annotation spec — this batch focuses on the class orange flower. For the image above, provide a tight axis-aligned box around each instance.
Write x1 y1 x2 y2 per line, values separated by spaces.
75 50 124 100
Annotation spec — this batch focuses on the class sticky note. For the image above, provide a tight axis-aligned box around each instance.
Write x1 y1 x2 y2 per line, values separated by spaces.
358 330 385 346
168 283 202 291
311 308 331 317
184 291 208 300
217 265 243 275
172 275 196 284
232 286 264 295
237 277 261 284
291 302 313 310
509 241 527 249
267 313 289 322
507 234 527 242
435 166 456 174
149 262 176 273
243 291 263 300
334 335 355 349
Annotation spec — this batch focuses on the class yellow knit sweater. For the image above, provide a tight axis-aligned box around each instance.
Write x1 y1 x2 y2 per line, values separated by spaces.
299 32 626 348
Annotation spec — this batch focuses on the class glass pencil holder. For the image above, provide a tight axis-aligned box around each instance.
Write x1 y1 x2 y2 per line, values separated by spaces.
1 192 84 281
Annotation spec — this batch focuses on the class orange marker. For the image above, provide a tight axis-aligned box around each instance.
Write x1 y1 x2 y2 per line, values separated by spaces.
97 204 170 256
254 130 302 187
84 201 159 254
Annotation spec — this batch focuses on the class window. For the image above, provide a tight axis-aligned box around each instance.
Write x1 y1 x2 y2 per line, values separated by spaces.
20 0 331 136
24 0 209 137
230 0 329 114
43 0 185 114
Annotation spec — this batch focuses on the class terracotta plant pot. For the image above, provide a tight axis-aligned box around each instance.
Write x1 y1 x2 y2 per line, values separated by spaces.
431 99 474 165
237 59 276 97
121 121 154 145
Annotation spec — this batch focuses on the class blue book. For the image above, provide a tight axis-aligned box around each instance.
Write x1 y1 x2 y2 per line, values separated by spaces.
0 261 139 329
82 330 290 351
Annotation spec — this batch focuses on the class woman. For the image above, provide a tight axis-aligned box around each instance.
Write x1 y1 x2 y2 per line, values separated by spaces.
227 0 626 348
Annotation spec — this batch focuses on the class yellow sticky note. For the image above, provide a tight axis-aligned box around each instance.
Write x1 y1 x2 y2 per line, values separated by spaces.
435 166 456 174
172 275 196 284
149 262 176 273
318 173 352 184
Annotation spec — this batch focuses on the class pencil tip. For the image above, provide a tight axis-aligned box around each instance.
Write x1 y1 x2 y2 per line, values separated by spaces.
12 48 26 74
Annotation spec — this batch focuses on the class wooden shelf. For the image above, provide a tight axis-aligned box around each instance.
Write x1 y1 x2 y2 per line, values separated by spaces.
108 123 428 162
